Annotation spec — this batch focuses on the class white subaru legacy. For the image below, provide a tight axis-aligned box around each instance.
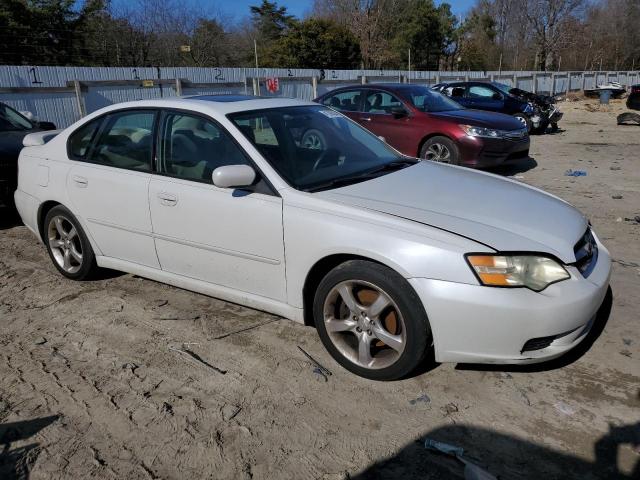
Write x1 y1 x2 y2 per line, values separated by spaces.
14 96 611 380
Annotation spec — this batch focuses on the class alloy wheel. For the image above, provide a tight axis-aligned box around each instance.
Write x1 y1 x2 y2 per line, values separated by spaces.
322 280 406 370
424 143 451 162
47 215 83 274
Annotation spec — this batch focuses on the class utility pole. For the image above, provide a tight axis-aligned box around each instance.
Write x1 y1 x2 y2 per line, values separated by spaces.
254 39 260 96
408 48 411 83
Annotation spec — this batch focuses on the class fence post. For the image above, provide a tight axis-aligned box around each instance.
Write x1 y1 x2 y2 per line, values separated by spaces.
73 80 86 119
582 72 586 91
435 72 440 84
252 77 259 96
551 73 556 95
566 73 571 95
490 73 495 82
513 73 517 88
532 73 537 93
311 76 318 99
175 78 182 96
361 75 367 84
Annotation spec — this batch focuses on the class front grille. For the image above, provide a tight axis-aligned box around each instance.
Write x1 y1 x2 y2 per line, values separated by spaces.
573 228 598 277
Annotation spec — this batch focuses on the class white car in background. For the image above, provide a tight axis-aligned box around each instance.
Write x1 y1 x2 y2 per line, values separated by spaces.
14 95 611 380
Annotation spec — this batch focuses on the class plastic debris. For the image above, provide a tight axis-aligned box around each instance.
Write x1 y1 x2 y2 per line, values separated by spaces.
424 439 465 457
424 439 497 480
554 401 576 416
564 169 587 177
610 166 621 171
298 346 332 378
33 336 47 345
624 216 640 224
409 394 431 405
617 112 640 125
612 194 624 199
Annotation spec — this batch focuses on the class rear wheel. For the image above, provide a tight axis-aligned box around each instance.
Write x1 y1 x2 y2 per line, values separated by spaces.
313 260 432 381
420 136 460 165
44 205 97 280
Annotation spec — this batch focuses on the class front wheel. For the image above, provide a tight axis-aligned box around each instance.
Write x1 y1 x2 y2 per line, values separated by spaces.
513 113 532 133
419 136 460 165
313 260 432 381
44 205 98 280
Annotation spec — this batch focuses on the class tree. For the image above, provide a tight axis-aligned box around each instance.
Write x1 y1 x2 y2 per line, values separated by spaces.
250 0 296 41
265 18 361 68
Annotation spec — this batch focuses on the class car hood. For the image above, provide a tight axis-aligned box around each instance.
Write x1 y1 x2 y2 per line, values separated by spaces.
431 109 524 130
0 130 31 157
315 162 586 263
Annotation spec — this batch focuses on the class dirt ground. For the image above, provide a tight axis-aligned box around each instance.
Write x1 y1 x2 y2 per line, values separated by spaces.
1 99 639 480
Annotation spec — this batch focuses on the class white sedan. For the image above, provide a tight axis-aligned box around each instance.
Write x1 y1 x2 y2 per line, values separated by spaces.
15 95 611 380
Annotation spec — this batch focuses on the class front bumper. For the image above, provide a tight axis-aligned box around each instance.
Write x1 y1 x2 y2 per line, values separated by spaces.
458 135 530 168
409 235 611 364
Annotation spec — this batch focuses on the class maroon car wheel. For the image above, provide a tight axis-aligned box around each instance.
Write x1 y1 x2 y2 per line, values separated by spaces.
420 136 460 165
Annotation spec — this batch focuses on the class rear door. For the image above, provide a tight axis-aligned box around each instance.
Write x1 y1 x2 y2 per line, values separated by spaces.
66 109 160 268
465 84 505 112
361 89 414 156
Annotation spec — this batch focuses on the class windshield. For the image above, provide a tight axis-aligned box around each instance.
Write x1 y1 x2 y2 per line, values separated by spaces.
228 105 415 192
493 83 513 95
401 86 464 112
0 103 33 131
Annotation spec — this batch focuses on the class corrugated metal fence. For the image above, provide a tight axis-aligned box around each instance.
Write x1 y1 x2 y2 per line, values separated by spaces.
1 65 638 128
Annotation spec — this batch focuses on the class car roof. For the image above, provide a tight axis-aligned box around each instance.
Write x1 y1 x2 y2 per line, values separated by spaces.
320 83 432 96
84 95 318 117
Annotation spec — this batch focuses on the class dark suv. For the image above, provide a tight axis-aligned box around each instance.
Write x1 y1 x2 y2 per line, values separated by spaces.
0 102 55 207
433 81 562 133
314 84 529 168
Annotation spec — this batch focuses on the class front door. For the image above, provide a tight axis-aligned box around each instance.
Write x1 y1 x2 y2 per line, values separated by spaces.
465 84 505 112
148 110 286 301
66 109 159 268
361 90 414 156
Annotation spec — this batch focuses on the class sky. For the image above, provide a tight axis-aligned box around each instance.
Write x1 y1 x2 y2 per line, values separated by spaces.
215 0 476 20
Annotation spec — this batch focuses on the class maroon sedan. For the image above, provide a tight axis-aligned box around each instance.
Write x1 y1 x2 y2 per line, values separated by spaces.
314 84 529 167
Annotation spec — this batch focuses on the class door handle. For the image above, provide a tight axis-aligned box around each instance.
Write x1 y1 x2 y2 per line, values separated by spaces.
361 117 372 122
157 192 178 206
72 175 88 188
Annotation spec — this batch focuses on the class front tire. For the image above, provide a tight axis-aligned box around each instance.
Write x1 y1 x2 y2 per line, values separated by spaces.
420 136 460 165
513 113 532 132
313 260 432 381
44 205 97 280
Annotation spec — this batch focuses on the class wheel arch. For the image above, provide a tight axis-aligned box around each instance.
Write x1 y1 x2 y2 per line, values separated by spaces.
417 133 456 158
301 252 416 327
37 200 62 242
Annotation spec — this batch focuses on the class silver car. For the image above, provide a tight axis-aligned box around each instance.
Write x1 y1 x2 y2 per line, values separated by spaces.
15 96 611 380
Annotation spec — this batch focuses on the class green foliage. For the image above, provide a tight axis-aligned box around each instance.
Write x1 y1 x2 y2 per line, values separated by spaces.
263 18 361 68
250 0 297 42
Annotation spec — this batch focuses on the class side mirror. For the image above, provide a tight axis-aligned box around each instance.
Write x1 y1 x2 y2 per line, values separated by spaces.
390 106 408 118
492 92 502 100
20 110 36 121
212 165 256 189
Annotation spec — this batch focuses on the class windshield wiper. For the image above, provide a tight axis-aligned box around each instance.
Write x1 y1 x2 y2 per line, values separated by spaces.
365 158 418 175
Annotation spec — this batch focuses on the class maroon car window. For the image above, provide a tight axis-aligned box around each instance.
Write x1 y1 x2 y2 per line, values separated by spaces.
364 91 403 114
323 91 362 112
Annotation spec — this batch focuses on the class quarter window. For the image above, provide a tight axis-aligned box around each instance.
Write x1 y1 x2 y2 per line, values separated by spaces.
89 111 155 171
322 90 362 112
364 91 403 114
68 118 102 160
159 112 248 183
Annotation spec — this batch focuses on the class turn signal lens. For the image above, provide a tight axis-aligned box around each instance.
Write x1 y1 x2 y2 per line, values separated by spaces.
467 254 570 291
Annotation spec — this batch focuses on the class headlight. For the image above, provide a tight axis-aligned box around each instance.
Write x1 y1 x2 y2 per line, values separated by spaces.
460 125 502 138
466 254 570 291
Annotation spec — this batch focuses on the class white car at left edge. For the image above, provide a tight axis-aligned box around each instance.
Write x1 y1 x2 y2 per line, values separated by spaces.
14 95 611 381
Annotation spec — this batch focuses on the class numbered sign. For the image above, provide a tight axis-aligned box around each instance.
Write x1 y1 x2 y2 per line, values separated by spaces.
266 77 279 94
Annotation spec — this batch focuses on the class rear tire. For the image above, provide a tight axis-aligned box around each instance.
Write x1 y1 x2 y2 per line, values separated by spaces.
313 260 432 381
44 205 98 280
420 136 460 165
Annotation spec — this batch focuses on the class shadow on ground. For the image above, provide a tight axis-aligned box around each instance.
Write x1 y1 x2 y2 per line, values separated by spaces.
490 156 538 176
353 422 639 479
0 415 59 480
0 207 22 230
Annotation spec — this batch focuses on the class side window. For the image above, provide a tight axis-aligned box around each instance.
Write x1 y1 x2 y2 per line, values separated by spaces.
364 91 403 114
447 86 465 98
468 85 498 98
159 112 248 183
89 111 155 171
322 90 362 112
68 118 102 160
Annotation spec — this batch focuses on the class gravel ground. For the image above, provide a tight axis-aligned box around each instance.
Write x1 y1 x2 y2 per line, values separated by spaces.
0 99 638 480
